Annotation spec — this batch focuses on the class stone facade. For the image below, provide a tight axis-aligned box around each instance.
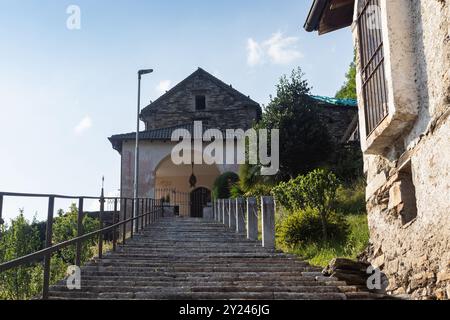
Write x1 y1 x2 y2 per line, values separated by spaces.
141 68 261 131
353 0 450 299
110 68 261 218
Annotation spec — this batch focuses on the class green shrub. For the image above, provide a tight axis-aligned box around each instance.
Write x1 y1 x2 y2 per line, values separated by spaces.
271 181 294 211
272 169 339 241
229 184 244 198
335 181 366 215
344 214 370 255
277 208 349 248
212 172 239 199
0 213 42 300
52 204 99 266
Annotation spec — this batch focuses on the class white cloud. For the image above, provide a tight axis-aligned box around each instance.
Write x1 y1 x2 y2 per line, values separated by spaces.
156 80 172 95
264 32 303 64
246 32 303 66
74 116 92 135
247 38 264 66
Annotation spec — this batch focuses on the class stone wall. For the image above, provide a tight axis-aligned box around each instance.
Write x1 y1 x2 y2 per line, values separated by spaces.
142 69 260 131
314 104 357 144
361 0 450 300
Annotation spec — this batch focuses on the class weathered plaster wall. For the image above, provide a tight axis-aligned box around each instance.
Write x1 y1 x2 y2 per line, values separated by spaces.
361 0 450 300
120 139 241 217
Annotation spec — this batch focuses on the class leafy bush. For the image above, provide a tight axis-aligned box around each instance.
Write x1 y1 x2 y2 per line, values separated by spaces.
277 208 349 248
332 143 363 184
283 213 369 267
335 180 366 215
230 184 244 198
212 172 239 199
272 169 339 241
0 213 43 300
52 204 99 266
0 205 100 300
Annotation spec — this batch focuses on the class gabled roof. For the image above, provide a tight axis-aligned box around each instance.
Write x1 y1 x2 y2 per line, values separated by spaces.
304 0 355 35
140 68 260 117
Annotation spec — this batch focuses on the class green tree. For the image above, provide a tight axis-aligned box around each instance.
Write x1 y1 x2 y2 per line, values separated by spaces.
52 203 99 266
335 60 357 99
212 172 239 199
272 169 340 242
297 169 339 242
258 68 333 178
0 212 42 300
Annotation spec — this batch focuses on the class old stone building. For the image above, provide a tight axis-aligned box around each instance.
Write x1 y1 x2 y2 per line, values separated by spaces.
109 68 261 217
109 68 358 218
305 0 450 299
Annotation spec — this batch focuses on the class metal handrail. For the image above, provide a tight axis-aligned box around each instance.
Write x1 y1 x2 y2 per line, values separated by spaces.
0 191 164 300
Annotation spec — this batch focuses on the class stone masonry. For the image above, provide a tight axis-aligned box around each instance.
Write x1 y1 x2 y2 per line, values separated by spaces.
140 68 261 131
359 0 450 300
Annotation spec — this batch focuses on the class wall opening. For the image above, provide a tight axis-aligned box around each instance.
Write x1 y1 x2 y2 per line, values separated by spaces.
195 95 206 110
398 162 418 225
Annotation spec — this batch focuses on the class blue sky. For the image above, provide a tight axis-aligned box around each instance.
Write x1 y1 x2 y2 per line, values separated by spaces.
0 0 353 222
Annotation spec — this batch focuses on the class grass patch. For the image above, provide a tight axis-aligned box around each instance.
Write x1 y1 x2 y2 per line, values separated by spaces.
278 214 369 267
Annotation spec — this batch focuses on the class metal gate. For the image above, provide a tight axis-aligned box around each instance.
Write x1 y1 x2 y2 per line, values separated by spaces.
190 187 211 218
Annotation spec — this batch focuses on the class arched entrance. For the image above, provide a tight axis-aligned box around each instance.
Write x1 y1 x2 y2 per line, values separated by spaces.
154 153 220 217
190 187 211 218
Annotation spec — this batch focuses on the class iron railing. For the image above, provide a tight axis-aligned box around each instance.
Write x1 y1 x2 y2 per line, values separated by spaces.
357 0 389 136
0 191 163 300
155 188 191 216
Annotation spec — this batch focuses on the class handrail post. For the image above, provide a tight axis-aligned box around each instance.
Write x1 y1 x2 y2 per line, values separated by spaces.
236 198 246 234
130 200 134 238
75 197 84 267
222 199 226 225
261 196 275 249
247 197 258 241
229 199 236 230
135 198 140 233
141 198 144 230
122 198 127 244
112 198 118 252
42 196 55 300
0 194 4 226
98 195 105 259
145 198 149 227
150 198 153 223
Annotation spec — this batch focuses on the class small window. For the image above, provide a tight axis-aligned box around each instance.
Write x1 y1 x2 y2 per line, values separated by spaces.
398 162 418 225
195 95 206 111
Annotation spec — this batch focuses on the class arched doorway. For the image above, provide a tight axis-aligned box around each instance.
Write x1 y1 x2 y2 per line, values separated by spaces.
154 153 220 217
190 187 211 218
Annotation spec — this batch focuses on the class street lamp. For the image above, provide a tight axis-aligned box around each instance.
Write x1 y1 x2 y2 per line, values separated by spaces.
134 69 153 231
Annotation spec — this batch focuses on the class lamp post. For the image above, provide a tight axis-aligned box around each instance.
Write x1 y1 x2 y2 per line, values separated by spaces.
133 69 153 232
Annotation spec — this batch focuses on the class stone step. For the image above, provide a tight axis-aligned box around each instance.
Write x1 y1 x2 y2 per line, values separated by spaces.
53 279 350 288
49 291 347 300
92 262 310 269
50 285 343 294
47 216 380 300
79 271 321 278
75 275 337 282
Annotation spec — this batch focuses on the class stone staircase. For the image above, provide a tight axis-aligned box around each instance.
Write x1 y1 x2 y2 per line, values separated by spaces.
48 217 383 300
